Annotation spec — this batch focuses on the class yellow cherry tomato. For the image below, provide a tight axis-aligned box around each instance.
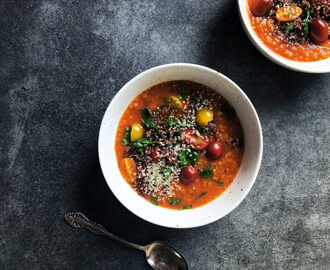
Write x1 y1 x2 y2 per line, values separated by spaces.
166 96 183 110
276 6 302 22
196 109 213 127
130 123 143 142
121 158 136 182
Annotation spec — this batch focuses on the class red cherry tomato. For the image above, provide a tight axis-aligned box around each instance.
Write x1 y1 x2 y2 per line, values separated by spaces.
250 0 273 17
151 149 160 163
180 165 197 184
310 18 329 45
206 141 224 160
182 129 208 150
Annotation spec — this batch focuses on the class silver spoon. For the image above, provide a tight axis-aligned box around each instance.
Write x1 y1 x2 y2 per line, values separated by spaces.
64 212 188 270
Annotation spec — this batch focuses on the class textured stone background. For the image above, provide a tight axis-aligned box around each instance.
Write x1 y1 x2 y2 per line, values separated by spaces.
0 0 329 269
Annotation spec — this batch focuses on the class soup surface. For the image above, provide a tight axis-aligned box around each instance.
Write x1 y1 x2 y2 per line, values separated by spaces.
248 0 330 62
115 81 244 210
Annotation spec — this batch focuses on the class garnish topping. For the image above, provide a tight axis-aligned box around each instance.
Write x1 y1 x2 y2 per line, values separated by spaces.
121 127 131 145
211 179 225 186
199 163 214 179
141 107 158 129
178 149 199 166
199 163 224 185
151 196 158 206
131 138 156 154
169 198 181 205
167 117 188 127
160 166 172 176
179 205 193 210
194 192 207 200
286 22 294 31
178 86 190 100
302 7 311 34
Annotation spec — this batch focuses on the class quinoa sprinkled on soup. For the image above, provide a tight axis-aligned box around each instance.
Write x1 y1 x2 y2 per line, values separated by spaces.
115 81 244 210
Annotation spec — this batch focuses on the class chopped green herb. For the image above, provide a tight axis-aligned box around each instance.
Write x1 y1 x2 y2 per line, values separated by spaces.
286 22 294 31
178 86 190 100
131 138 156 154
150 196 158 206
167 117 187 127
211 179 225 186
121 127 131 145
173 130 182 136
195 130 201 138
160 167 172 176
141 107 158 129
178 149 199 166
179 205 192 210
302 7 311 34
199 163 214 179
198 126 209 132
194 192 207 200
169 198 181 205
289 11 293 18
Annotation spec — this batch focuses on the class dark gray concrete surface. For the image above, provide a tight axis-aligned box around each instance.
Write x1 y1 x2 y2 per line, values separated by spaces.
1 0 329 269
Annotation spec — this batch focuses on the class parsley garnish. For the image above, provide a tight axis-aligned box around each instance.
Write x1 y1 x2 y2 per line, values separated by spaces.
121 127 131 145
199 163 214 179
198 126 209 132
169 198 181 205
286 22 294 32
289 11 293 18
178 149 199 166
160 167 172 176
194 192 207 200
199 163 224 185
167 117 187 127
195 130 201 138
173 130 182 136
150 196 158 206
211 179 224 186
179 205 192 210
178 86 190 100
302 7 311 34
141 107 158 129
131 138 156 154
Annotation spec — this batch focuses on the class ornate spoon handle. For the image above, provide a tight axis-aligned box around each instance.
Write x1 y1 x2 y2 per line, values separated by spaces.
64 212 146 251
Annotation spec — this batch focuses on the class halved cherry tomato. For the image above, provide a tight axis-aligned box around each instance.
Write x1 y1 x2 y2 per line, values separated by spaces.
121 158 136 182
250 0 273 17
183 129 208 150
310 18 329 44
151 148 160 163
275 6 302 22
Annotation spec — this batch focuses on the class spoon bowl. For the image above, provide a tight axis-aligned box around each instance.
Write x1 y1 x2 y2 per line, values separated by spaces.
146 241 188 270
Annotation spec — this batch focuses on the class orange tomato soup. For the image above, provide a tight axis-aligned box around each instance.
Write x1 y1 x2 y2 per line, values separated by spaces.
248 1 330 62
115 81 244 210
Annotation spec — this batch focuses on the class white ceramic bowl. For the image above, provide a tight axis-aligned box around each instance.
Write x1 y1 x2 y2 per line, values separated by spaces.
238 0 330 73
98 63 263 228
